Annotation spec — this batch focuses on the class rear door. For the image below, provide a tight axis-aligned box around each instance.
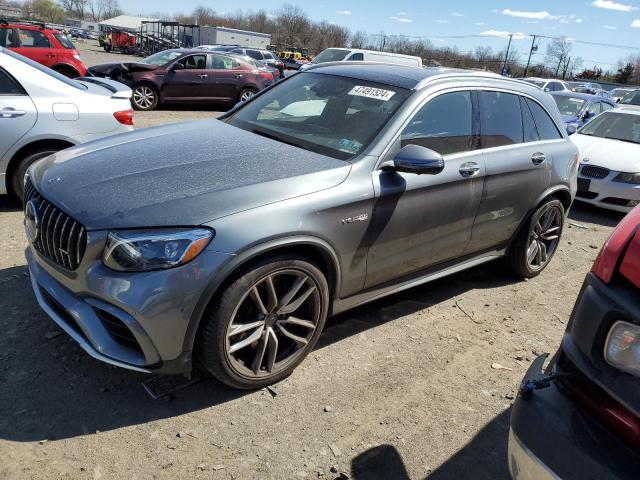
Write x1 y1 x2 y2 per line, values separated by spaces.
14 28 56 67
162 54 208 100
0 67 37 163
208 54 244 102
365 90 485 287
468 92 559 252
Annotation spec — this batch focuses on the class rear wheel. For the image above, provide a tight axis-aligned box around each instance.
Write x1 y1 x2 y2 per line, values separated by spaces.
198 256 329 389
508 198 565 278
11 149 59 200
53 66 78 78
238 88 257 102
132 84 159 111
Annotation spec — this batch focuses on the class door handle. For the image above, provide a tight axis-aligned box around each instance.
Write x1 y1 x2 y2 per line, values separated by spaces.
531 152 546 165
198 74 208 78
459 162 480 178
0 108 26 118
234 73 243 78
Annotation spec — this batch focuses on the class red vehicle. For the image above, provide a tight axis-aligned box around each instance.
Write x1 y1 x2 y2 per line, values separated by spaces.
0 20 87 77
103 29 137 54
510 204 640 479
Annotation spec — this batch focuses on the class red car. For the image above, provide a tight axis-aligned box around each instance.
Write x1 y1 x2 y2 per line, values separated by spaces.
0 20 87 77
87 49 273 111
510 205 640 479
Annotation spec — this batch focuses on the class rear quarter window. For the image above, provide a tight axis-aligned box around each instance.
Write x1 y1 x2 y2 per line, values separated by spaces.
526 98 563 140
0 67 25 95
54 33 75 49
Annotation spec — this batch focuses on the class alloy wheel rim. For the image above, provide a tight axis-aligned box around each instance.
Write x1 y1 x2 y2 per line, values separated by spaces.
225 269 321 379
240 90 255 101
527 204 563 270
133 86 155 109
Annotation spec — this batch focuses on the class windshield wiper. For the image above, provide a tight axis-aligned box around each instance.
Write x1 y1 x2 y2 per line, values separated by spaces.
252 129 303 149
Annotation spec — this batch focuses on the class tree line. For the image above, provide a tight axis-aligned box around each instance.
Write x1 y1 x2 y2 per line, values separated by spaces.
4 1 638 84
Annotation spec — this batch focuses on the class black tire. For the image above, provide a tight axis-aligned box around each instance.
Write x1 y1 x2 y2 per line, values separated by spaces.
131 83 159 111
11 149 59 201
198 255 329 389
53 66 78 79
238 88 257 103
508 198 565 278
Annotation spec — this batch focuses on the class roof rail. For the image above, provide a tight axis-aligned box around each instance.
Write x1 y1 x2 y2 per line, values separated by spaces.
0 18 47 29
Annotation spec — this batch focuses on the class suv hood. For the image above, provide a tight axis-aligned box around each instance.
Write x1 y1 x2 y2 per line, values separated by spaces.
31 119 351 230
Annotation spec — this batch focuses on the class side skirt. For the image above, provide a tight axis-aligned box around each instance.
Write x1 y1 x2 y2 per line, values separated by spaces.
331 248 506 315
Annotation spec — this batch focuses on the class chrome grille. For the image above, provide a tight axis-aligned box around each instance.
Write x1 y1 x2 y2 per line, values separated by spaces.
581 165 610 179
24 177 87 270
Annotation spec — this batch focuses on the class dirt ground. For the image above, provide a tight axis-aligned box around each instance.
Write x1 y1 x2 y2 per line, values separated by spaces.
0 41 628 480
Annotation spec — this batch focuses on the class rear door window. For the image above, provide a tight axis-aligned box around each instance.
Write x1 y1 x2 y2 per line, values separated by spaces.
478 91 523 148
246 49 263 60
401 91 475 155
525 98 563 140
17 29 51 48
348 53 364 61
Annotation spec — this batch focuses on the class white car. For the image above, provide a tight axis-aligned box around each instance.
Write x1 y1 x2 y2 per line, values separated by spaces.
571 107 640 212
522 77 570 93
299 48 423 71
0 47 134 199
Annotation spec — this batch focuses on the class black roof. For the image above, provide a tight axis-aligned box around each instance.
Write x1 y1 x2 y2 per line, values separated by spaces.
307 63 469 90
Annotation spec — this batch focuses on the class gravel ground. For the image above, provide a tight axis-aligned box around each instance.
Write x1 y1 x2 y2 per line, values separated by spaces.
0 40 628 480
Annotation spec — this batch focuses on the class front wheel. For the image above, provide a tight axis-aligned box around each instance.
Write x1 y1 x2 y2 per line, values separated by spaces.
197 256 329 389
508 198 565 278
131 84 159 111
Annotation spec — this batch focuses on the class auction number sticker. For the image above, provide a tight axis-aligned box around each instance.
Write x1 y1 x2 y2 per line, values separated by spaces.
348 86 396 101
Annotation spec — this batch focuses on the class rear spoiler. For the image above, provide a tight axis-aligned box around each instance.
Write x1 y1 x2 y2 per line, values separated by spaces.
76 77 132 99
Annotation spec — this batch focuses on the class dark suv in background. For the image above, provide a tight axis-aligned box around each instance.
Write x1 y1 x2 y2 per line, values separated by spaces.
24 64 577 389
510 205 640 480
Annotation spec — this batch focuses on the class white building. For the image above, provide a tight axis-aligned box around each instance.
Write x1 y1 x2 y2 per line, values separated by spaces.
0 3 21 18
198 26 270 49
99 14 158 33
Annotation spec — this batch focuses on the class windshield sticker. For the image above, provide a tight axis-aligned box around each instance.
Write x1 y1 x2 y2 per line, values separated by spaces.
338 138 363 154
348 86 396 101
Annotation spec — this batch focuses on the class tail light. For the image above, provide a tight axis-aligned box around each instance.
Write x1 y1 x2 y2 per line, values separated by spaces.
591 205 640 283
113 109 134 126
259 71 273 81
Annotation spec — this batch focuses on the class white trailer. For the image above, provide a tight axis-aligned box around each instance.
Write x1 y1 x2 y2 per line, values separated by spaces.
197 26 270 49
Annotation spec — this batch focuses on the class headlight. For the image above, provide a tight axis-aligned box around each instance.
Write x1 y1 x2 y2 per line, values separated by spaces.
604 320 640 376
613 172 640 184
103 228 213 272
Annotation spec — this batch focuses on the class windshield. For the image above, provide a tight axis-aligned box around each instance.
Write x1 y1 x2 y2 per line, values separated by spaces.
312 49 351 64
579 111 640 144
612 89 631 98
553 96 586 117
523 79 545 88
226 72 410 160
621 91 640 106
2 47 86 89
140 50 183 66
54 33 75 49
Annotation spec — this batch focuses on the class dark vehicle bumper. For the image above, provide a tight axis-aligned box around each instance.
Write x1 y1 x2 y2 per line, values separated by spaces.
510 352 640 480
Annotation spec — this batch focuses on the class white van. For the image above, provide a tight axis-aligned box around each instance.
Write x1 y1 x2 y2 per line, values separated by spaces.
300 48 423 71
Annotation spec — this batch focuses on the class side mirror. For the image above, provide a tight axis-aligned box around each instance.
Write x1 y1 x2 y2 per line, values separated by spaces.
544 87 551 92
171 63 184 71
388 144 445 175
582 110 593 120
566 124 577 136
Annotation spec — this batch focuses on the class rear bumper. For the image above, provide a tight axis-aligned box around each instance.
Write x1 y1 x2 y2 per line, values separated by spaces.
509 354 640 480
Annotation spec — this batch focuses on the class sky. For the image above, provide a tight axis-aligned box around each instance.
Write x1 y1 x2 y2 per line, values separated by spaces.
123 0 640 70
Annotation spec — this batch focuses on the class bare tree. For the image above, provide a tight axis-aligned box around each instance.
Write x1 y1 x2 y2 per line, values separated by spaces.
545 37 572 76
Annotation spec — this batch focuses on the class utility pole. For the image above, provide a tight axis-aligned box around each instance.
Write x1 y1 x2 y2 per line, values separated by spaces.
555 54 563 77
501 33 513 76
523 34 538 77
381 34 386 52
562 56 571 80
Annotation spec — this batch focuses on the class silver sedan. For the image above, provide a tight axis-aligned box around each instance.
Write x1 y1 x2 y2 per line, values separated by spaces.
0 47 134 198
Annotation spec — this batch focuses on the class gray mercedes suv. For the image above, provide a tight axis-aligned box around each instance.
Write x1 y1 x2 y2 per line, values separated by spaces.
24 63 578 389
